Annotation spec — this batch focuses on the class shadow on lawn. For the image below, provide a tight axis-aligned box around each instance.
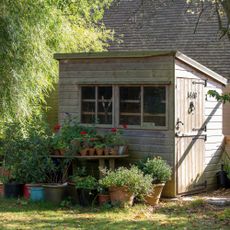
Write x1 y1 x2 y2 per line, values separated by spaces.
0 198 229 229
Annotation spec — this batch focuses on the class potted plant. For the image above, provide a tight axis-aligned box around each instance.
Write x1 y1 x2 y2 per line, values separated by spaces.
1 118 55 200
51 116 97 156
97 186 110 206
99 166 152 207
138 156 172 206
43 157 72 205
73 175 98 206
95 143 106 156
104 128 127 155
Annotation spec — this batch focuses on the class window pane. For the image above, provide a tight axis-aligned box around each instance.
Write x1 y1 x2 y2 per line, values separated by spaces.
97 86 112 124
82 87 95 99
81 86 96 123
119 87 141 125
143 87 166 126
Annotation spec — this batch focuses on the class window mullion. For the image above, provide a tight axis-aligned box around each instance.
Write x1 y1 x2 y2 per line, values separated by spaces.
95 86 98 124
114 85 119 127
141 86 144 127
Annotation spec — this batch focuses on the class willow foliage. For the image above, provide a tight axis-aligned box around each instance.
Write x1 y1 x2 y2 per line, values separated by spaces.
0 0 113 122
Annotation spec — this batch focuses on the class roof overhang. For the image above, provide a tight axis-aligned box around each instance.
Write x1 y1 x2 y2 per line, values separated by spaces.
175 51 227 86
54 50 228 86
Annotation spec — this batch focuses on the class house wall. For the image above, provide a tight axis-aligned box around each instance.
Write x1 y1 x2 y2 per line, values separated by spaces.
175 59 224 191
58 55 176 197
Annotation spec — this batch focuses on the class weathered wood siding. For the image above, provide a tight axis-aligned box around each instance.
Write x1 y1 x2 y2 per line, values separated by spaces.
175 59 224 191
59 55 176 196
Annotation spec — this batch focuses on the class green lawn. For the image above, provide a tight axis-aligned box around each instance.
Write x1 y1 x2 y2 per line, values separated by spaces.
0 198 229 230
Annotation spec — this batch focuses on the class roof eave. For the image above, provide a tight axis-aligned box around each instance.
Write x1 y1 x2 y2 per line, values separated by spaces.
175 51 228 86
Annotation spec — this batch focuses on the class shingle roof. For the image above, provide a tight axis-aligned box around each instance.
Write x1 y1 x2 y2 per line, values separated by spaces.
103 0 230 79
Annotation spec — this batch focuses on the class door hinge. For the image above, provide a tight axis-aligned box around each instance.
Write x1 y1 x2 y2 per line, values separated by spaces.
192 125 207 132
192 80 207 87
192 135 207 141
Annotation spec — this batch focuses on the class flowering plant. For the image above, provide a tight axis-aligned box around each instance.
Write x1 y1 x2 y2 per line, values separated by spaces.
104 128 126 146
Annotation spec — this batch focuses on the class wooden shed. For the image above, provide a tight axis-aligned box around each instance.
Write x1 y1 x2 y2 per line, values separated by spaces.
54 51 228 197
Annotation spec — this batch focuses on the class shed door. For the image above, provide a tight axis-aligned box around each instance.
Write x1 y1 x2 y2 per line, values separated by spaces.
176 78 206 195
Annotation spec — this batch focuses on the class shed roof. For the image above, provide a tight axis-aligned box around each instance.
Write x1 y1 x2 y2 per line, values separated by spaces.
103 0 230 80
54 50 227 85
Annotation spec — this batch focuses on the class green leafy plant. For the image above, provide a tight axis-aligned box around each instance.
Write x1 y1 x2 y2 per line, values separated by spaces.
104 128 126 146
138 157 172 184
51 116 97 153
73 175 98 190
1 117 55 183
99 166 152 197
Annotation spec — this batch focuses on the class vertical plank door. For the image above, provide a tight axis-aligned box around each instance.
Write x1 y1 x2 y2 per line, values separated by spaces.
176 78 206 194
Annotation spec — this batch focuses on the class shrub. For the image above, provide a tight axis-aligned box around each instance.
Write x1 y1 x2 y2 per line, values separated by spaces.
73 175 98 190
139 157 172 183
99 166 152 197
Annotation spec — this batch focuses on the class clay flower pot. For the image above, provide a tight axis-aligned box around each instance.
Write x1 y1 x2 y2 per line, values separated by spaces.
110 146 118 155
88 148 95 156
104 147 110 155
109 186 134 206
96 148 104 156
98 194 110 205
79 148 88 156
144 183 165 206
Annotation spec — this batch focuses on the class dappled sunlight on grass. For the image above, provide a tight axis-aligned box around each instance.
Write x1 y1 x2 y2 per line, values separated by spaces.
0 198 229 229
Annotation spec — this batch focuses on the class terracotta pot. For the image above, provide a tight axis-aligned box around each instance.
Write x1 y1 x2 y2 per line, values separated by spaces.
144 183 165 206
104 147 110 155
88 148 95 156
96 148 104 156
110 146 118 155
79 148 88 156
109 186 134 206
98 194 110 205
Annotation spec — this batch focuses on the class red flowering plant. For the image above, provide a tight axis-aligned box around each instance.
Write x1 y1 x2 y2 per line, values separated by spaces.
104 127 126 147
51 116 97 154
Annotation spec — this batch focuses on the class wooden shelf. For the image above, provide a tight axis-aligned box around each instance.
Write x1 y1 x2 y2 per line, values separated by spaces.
50 155 129 160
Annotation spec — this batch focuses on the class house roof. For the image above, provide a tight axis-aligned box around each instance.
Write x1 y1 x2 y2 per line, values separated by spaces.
103 0 230 80
54 50 227 85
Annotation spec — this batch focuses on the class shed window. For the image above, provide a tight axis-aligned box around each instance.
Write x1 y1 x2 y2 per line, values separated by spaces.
119 86 167 127
80 85 167 129
81 86 112 124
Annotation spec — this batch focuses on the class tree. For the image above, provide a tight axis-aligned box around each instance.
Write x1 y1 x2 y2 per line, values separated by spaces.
0 0 113 123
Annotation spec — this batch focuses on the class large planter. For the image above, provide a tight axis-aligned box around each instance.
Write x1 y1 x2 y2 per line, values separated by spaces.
67 182 79 205
30 187 44 202
109 186 134 206
144 183 165 206
216 170 230 188
43 183 67 205
4 183 24 198
98 194 110 206
78 189 97 207
23 184 43 199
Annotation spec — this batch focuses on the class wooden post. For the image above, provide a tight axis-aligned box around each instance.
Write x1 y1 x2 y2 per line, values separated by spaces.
109 159 115 171
99 159 105 178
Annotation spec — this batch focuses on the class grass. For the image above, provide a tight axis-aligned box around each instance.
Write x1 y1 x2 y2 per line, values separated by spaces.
0 198 229 229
